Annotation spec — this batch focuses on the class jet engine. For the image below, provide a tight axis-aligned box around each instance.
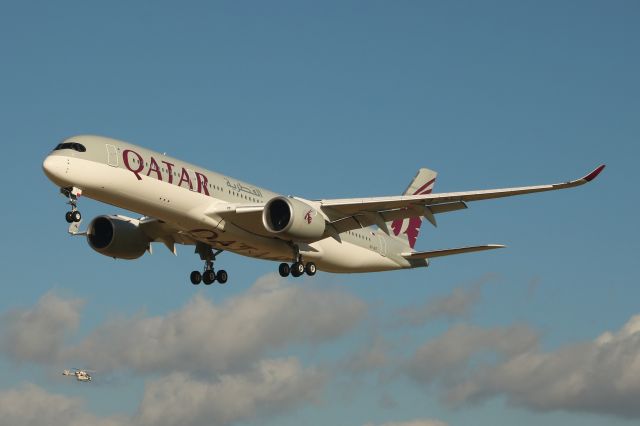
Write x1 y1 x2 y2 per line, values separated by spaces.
87 215 150 260
262 197 325 241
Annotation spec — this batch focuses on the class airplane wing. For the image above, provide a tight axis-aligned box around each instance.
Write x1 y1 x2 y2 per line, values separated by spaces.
199 165 604 240
319 165 605 233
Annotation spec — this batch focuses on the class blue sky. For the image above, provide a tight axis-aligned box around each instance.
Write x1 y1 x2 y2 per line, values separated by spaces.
0 1 638 425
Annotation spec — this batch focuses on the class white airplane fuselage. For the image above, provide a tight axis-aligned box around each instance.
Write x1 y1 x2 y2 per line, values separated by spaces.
43 135 414 273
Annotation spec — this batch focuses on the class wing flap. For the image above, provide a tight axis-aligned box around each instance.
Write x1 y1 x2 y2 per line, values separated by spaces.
325 201 469 236
401 244 506 259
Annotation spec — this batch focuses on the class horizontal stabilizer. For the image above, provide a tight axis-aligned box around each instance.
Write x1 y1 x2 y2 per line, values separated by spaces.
401 244 505 259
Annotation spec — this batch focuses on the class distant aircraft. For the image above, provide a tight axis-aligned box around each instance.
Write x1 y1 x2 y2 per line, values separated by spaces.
43 135 604 285
62 368 93 382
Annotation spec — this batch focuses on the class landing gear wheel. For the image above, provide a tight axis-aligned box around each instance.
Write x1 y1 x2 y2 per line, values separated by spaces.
216 270 228 284
190 271 202 285
305 262 317 276
291 262 305 277
278 263 290 277
71 211 82 222
203 270 216 285
65 211 74 223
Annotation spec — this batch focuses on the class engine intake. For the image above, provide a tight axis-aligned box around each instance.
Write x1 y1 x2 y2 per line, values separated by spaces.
263 197 325 242
87 215 150 260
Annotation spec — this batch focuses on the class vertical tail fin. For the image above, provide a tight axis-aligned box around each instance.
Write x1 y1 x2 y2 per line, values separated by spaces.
388 168 437 249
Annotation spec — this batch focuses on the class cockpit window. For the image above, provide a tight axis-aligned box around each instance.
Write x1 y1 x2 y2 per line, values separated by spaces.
53 142 86 152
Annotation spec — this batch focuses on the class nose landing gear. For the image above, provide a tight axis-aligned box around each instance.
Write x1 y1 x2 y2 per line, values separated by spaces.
65 210 82 223
61 187 82 223
190 243 228 286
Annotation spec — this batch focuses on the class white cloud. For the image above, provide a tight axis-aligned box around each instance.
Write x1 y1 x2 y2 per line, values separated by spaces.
136 357 324 426
0 357 323 426
446 314 640 418
405 323 538 384
395 275 496 326
363 420 448 426
345 336 390 374
59 274 365 375
0 384 124 426
404 315 640 418
1 292 83 363
0 276 365 426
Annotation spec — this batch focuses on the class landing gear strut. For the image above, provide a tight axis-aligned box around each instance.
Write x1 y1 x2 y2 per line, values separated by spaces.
190 243 227 286
278 245 317 278
61 187 82 223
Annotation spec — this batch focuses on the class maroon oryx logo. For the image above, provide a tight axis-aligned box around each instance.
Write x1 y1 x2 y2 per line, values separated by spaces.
304 210 313 224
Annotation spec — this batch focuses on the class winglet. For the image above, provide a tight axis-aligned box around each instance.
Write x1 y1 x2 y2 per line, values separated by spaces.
583 164 606 182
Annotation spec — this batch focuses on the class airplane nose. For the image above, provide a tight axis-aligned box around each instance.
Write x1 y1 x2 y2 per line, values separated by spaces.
42 155 67 184
43 155 56 177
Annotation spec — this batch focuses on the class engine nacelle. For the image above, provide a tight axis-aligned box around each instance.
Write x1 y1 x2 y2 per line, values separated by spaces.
262 197 326 242
87 215 150 260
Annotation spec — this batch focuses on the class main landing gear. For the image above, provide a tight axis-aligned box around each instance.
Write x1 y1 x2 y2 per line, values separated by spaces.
190 243 228 286
278 246 317 278
278 261 316 278
61 187 82 223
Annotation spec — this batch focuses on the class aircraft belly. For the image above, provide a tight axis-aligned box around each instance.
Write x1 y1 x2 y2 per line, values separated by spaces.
204 222 293 262
309 238 401 273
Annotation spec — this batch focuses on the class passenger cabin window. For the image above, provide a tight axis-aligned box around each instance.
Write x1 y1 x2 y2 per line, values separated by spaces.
53 142 86 152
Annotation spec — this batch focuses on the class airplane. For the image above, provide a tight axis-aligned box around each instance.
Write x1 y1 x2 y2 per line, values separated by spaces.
42 135 605 285
62 368 93 382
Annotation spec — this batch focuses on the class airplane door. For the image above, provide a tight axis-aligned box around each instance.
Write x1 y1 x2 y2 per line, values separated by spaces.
376 234 387 257
106 144 118 167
